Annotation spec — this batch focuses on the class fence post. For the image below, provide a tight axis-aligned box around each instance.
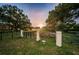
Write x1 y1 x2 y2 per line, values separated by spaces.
12 31 13 39
0 32 2 40
36 30 40 41
56 31 62 47
20 30 23 37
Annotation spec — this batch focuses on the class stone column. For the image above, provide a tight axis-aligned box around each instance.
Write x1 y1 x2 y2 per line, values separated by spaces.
56 31 62 47
36 30 40 41
20 30 23 37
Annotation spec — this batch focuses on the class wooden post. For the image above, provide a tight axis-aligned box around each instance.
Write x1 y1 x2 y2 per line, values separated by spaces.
56 31 62 47
36 30 40 41
1 32 2 40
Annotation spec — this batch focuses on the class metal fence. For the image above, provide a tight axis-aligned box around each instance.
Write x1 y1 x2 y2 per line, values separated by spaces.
63 31 79 44
23 31 36 39
0 31 36 40
0 31 20 40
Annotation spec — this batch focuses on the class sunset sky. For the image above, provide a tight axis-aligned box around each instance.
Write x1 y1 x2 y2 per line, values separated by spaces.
0 3 58 27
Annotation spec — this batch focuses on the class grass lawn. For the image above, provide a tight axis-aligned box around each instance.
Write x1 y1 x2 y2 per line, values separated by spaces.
0 32 79 55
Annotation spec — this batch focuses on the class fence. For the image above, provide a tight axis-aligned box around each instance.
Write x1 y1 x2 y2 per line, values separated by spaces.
0 31 19 40
1 30 78 47
0 31 36 40
23 31 36 39
0 30 63 47
63 31 79 45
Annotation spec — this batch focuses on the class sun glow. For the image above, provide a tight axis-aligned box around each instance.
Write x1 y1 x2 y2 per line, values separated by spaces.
37 24 45 28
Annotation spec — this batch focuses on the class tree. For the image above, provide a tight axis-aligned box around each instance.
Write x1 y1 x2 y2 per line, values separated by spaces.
46 3 79 32
0 5 31 31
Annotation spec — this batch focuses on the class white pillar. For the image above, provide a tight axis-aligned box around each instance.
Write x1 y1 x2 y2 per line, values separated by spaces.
56 31 62 47
36 30 40 41
20 30 23 37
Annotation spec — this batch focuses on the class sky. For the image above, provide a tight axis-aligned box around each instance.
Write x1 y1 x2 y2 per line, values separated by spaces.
0 3 58 27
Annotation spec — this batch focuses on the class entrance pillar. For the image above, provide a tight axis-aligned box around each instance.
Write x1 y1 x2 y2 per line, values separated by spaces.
20 30 23 37
56 31 62 47
36 30 40 41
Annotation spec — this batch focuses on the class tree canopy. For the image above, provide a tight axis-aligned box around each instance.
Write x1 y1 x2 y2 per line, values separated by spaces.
46 3 79 32
0 5 31 31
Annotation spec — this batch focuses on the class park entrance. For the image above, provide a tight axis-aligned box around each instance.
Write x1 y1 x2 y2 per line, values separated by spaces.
0 29 63 47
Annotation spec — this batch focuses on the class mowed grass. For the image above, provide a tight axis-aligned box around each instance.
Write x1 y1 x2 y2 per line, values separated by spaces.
0 32 79 55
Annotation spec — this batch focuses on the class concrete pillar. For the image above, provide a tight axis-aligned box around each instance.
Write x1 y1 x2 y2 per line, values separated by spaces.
36 30 40 41
56 31 62 47
20 30 23 37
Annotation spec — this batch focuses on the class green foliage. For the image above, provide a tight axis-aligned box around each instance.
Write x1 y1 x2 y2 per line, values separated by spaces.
0 5 31 31
46 3 79 31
